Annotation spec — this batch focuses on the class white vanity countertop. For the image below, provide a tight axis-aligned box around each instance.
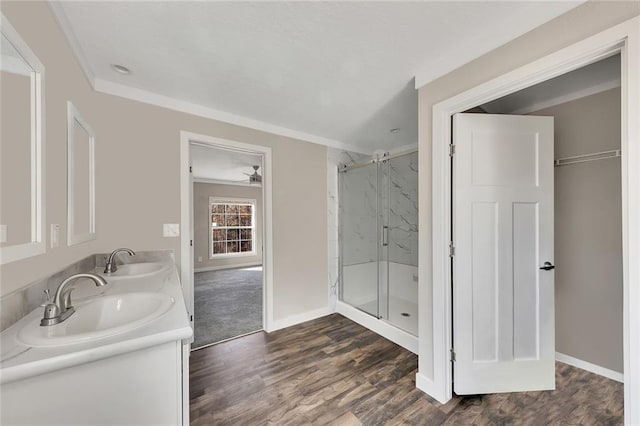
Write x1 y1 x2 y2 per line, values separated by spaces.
0 260 192 384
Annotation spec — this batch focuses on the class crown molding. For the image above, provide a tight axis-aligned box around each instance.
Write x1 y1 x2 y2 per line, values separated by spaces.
48 1 95 89
413 2 586 89
94 78 369 154
47 1 371 155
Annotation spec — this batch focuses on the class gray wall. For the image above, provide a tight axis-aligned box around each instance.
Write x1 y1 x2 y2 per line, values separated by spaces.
1 1 328 323
532 88 622 373
193 182 263 270
417 1 639 380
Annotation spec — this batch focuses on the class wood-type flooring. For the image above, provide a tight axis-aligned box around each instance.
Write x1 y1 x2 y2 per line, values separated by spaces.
190 314 623 425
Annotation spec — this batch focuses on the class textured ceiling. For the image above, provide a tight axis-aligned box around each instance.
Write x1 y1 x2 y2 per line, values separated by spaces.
191 145 262 184
54 1 583 153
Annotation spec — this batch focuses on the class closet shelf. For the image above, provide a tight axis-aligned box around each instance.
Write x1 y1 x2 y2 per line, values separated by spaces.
554 149 621 167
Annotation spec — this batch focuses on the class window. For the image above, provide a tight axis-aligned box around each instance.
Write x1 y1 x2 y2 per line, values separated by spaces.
209 197 256 258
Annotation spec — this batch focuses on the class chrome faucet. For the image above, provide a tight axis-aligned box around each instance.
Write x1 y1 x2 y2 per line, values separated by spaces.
40 273 108 326
104 248 136 274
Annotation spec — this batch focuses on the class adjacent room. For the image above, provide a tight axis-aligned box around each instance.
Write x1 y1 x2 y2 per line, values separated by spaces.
190 144 265 349
1 1 639 425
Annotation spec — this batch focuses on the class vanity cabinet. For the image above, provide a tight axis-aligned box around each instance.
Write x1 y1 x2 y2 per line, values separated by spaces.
2 340 187 425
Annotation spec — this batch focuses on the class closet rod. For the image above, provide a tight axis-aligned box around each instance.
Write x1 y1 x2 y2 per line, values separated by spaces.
554 149 621 167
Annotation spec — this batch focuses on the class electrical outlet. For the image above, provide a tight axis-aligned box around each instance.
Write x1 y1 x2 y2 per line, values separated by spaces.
163 223 180 237
50 224 60 248
0 224 6 243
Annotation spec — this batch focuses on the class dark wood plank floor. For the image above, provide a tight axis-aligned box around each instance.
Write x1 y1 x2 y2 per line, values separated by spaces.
189 314 623 425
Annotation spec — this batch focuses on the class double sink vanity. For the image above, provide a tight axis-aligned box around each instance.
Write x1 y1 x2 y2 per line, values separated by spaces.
0 11 192 425
0 250 192 425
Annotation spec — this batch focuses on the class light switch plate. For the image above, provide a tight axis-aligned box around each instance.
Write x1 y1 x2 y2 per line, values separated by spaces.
51 224 60 248
163 223 180 237
0 224 6 243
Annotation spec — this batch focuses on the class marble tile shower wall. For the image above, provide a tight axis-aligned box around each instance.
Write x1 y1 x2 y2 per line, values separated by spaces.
340 162 379 266
386 152 419 267
0 251 172 332
337 151 419 268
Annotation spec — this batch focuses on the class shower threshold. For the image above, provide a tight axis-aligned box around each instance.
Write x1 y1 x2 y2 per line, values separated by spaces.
335 300 418 354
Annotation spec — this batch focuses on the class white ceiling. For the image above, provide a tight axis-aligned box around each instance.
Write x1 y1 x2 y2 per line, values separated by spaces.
53 1 583 153
480 54 620 114
191 144 262 184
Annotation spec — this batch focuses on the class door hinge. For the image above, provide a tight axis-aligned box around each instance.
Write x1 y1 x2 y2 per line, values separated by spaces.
190 315 193 322
190 239 193 247
189 166 193 173
449 144 456 157
449 241 455 257
450 348 456 362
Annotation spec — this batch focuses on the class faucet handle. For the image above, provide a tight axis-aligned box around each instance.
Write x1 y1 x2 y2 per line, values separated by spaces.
40 289 52 307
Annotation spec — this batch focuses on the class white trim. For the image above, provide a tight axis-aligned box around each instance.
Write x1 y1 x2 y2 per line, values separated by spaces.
193 177 261 188
413 4 584 89
510 78 620 115
0 13 46 265
269 307 332 332
427 17 639 425
96 78 369 155
416 373 448 404
336 301 418 354
48 1 369 155
0 55 32 77
194 263 261 273
66 101 96 246
47 1 95 89
556 352 624 383
180 131 275 333
208 196 257 260
49 3 374 156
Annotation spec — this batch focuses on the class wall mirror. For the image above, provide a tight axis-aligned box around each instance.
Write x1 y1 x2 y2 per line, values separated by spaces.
0 14 45 264
67 102 95 245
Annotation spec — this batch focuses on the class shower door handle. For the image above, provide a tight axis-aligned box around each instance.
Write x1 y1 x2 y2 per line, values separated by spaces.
382 226 389 247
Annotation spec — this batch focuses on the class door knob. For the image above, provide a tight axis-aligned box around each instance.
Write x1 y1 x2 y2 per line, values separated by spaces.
539 261 555 271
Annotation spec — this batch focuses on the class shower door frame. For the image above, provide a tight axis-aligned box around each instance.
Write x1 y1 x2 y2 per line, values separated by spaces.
338 158 381 319
337 147 419 353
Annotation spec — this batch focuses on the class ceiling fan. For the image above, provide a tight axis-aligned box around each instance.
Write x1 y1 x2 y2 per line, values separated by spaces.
243 165 262 184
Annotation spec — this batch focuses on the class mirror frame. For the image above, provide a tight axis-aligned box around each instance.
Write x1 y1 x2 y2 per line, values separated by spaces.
66 101 96 246
0 14 46 264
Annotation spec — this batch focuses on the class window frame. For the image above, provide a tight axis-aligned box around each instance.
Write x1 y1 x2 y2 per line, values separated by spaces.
208 196 257 259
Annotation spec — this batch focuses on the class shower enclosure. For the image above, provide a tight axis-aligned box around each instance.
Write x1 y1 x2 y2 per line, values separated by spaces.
339 150 418 336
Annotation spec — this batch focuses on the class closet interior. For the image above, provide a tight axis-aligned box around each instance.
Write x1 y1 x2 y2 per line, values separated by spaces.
475 53 623 379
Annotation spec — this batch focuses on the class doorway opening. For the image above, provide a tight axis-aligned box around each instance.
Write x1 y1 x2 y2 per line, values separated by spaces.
424 17 639 423
179 131 274 350
448 54 622 405
191 144 264 349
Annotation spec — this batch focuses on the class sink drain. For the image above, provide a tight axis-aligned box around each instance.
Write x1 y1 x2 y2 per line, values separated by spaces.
401 312 410 317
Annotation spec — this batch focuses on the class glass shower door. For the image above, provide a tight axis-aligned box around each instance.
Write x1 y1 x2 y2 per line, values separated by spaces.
339 162 379 318
383 152 419 335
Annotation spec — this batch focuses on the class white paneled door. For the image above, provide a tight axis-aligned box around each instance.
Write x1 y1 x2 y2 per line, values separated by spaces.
453 113 555 394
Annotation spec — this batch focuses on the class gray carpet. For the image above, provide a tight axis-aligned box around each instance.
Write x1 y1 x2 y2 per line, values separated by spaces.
193 267 263 349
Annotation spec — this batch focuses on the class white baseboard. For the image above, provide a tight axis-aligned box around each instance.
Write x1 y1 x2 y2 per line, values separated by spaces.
194 262 261 273
416 372 450 404
268 307 332 332
556 352 624 383
336 301 418 354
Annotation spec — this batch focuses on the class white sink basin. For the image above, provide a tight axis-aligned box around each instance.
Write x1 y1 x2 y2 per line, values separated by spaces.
99 262 167 279
17 292 174 347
